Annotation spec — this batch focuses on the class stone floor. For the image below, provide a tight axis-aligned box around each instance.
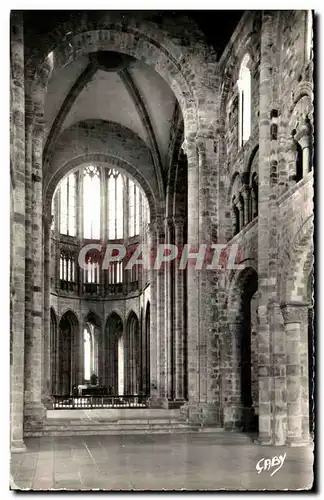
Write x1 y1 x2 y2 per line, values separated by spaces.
10 433 314 491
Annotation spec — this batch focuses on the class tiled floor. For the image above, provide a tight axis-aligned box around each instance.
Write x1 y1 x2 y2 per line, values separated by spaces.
10 433 314 491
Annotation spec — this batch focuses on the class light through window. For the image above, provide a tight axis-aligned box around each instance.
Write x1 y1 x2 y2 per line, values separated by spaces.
306 10 313 62
108 169 124 239
238 53 251 147
128 180 140 237
60 173 76 236
84 328 91 381
84 166 100 239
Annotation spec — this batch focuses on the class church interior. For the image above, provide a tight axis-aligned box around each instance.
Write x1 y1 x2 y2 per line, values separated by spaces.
10 9 314 490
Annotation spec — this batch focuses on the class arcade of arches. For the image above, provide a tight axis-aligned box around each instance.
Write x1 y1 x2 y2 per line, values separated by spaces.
10 10 314 451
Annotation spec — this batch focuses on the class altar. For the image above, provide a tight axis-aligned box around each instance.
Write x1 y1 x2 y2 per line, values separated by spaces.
77 384 108 396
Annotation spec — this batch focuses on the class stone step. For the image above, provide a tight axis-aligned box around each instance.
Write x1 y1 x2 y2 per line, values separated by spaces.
43 418 185 426
25 429 199 437
25 423 200 437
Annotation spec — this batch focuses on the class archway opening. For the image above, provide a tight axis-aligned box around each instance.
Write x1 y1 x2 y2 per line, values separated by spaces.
227 267 258 432
105 313 124 395
57 311 79 395
125 312 141 395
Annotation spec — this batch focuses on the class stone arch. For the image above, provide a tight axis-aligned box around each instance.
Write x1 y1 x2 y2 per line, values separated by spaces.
104 312 124 394
83 310 102 382
246 145 259 180
227 172 244 238
227 171 241 205
281 215 314 303
224 265 258 431
57 310 79 395
28 14 215 139
44 120 160 220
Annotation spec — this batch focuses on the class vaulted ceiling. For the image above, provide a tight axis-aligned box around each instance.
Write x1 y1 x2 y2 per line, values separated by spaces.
43 51 178 183
37 11 243 193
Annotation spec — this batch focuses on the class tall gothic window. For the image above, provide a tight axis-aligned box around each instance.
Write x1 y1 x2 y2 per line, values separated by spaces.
128 180 140 237
60 173 76 236
238 53 252 147
84 166 100 239
108 169 124 239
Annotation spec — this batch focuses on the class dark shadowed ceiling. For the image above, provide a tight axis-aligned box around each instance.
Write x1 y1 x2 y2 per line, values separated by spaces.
22 10 244 59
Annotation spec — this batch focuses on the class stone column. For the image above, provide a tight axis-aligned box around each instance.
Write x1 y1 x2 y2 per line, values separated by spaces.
237 196 244 231
257 11 282 445
77 321 84 385
42 214 52 407
286 138 298 187
24 64 50 426
231 202 238 237
147 221 167 407
281 303 310 445
241 186 251 225
184 136 221 425
10 12 26 452
223 322 244 430
297 119 312 177
164 216 174 401
173 216 186 402
156 217 168 405
251 184 258 219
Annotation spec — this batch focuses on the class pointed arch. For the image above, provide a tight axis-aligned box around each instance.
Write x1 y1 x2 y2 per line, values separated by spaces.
105 312 124 394
125 311 141 394
57 310 79 395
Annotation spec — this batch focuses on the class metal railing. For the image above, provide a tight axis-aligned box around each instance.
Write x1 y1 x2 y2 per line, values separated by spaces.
52 394 149 409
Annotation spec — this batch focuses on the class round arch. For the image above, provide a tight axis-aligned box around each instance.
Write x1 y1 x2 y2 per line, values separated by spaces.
225 265 258 432
44 120 160 219
280 215 314 303
28 14 214 139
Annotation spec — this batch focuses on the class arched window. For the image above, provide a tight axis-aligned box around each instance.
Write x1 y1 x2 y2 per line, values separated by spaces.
60 173 76 236
83 166 100 239
60 252 75 282
128 180 141 237
238 54 252 147
84 261 100 284
306 10 313 63
107 169 124 240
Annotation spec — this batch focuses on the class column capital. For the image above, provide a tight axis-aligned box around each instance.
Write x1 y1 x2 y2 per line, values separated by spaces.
240 183 250 196
173 215 185 228
195 135 217 155
181 138 196 156
295 119 312 148
280 302 310 324
153 217 165 239
164 216 174 228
